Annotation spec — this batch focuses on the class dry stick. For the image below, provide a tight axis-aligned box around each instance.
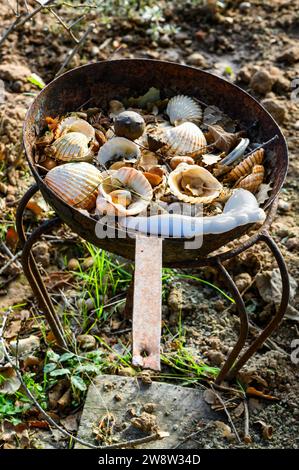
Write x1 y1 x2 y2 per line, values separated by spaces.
210 384 241 443
0 251 22 276
243 399 250 442
0 0 56 47
0 242 22 269
48 7 79 43
55 23 94 77
0 312 167 449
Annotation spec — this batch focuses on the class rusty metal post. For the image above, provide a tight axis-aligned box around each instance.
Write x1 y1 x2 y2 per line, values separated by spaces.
132 235 163 371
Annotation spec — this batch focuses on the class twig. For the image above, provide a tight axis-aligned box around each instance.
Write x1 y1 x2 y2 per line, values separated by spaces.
0 242 22 269
243 399 251 443
47 7 79 43
0 251 22 275
210 384 241 443
55 23 94 77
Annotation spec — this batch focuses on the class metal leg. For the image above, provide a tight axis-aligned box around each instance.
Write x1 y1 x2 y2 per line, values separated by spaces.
215 260 249 384
226 231 290 379
16 185 67 348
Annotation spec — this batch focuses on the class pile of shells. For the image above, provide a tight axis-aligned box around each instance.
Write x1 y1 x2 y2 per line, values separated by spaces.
35 91 269 229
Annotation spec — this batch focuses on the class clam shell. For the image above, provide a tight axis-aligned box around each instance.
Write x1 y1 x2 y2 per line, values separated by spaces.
50 132 91 162
45 162 103 210
55 117 95 141
159 122 207 157
168 163 222 203
170 156 194 169
97 137 141 167
96 167 153 216
166 95 202 126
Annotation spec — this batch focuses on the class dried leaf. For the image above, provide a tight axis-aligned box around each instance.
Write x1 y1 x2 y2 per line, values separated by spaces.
5 227 19 250
28 420 50 429
246 386 278 401
206 125 240 153
232 401 245 418
214 420 232 438
26 200 44 216
256 182 272 204
203 389 219 405
256 269 297 309
0 366 21 394
60 413 79 432
202 153 222 166
3 320 22 339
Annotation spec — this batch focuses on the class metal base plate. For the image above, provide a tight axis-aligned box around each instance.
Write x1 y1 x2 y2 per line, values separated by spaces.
76 375 219 449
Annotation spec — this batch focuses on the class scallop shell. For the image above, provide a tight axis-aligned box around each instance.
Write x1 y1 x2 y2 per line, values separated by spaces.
97 137 141 167
96 167 153 216
50 132 92 162
159 122 207 157
168 163 222 203
166 95 202 126
45 162 103 210
55 117 95 141
228 148 264 181
235 164 264 193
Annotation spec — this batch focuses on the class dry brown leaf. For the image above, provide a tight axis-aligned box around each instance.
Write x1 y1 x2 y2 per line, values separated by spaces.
0 366 21 394
60 413 79 432
214 420 232 438
206 125 240 153
28 420 50 429
202 153 222 166
5 227 19 250
26 200 44 216
203 389 219 405
3 320 22 339
246 386 278 401
232 401 245 418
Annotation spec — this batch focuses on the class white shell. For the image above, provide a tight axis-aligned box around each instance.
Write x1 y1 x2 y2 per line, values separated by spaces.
45 162 102 210
160 122 207 156
55 117 95 141
50 132 91 162
96 167 153 216
119 189 266 238
168 163 222 203
97 137 141 167
166 95 202 126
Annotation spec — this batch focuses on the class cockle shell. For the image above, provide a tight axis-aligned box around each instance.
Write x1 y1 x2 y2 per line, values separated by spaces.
55 117 95 141
235 164 264 193
96 167 153 216
158 122 207 157
166 95 202 126
168 163 222 203
49 132 92 162
45 162 103 210
228 148 264 181
97 137 141 167
119 189 266 238
170 156 194 169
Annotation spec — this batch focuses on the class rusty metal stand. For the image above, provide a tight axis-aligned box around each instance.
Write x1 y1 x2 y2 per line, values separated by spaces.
16 185 290 382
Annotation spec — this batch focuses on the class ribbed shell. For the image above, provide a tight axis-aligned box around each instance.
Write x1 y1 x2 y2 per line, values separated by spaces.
160 122 207 156
166 95 202 126
55 117 95 141
235 164 264 193
228 148 264 181
168 163 222 203
97 137 141 167
45 162 102 210
51 132 91 162
96 167 153 216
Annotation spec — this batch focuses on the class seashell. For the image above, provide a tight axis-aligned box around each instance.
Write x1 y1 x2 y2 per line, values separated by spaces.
170 156 194 169
109 100 125 119
166 95 202 126
114 111 145 140
136 150 159 171
235 164 264 193
143 167 164 187
49 132 92 162
36 130 54 147
55 117 95 141
109 189 132 207
228 148 264 181
159 122 207 157
45 162 103 210
95 129 107 147
220 138 250 166
119 189 266 238
97 137 141 167
96 167 153 216
168 163 222 204
109 161 133 170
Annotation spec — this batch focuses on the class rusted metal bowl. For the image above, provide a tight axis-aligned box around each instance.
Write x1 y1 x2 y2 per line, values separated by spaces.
23 59 288 264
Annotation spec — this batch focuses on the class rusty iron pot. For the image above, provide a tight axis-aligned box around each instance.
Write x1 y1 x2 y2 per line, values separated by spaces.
23 59 288 264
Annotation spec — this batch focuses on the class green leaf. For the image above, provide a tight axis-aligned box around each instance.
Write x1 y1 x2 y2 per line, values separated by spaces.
50 368 70 377
59 352 75 362
47 350 60 363
44 363 57 374
27 73 46 89
71 375 87 392
74 364 100 374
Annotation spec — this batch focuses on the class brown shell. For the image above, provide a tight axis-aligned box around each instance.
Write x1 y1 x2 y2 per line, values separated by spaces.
235 164 264 193
228 148 264 181
170 156 194 169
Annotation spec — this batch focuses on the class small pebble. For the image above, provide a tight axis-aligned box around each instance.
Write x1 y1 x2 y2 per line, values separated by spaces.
239 2 251 12
77 334 96 351
67 258 80 270
278 199 291 212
